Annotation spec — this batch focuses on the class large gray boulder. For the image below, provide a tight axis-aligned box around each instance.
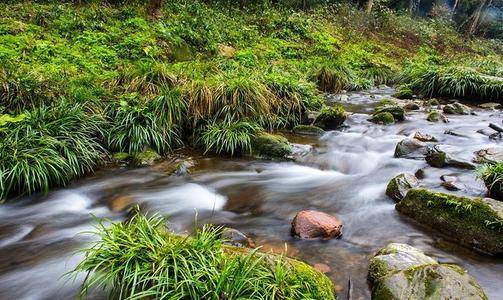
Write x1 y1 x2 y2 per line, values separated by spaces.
385 173 420 202
396 188 503 255
394 138 427 158
369 243 488 300
443 103 471 115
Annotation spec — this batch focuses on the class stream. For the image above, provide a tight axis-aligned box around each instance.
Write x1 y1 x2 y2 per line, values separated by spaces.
0 87 502 299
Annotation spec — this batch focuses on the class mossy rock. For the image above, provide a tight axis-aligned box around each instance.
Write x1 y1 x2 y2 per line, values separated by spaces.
425 98 440 106
396 188 503 255
385 173 419 202
252 132 292 158
374 105 405 122
112 152 131 162
443 103 471 115
393 87 414 99
369 243 487 300
292 125 325 136
314 106 346 130
132 149 162 166
370 111 395 125
376 98 398 107
425 146 475 169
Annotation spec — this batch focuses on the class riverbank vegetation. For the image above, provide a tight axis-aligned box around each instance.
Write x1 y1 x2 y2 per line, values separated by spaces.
0 0 502 201
74 210 336 299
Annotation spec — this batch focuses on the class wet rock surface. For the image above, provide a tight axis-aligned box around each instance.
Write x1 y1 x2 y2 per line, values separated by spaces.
394 138 427 158
425 146 476 169
386 173 420 202
291 210 342 239
369 243 488 300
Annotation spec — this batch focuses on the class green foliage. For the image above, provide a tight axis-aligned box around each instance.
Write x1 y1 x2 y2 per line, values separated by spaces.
0 103 105 200
73 209 336 300
370 111 394 124
478 163 503 200
314 105 346 130
199 120 260 155
313 62 355 93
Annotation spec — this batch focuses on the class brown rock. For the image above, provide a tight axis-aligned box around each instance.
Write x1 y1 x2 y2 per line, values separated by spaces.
291 210 342 239
413 132 437 142
314 263 331 274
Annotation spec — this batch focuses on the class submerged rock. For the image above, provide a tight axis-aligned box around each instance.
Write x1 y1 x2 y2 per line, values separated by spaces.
473 147 503 164
396 188 503 255
370 111 394 125
291 210 342 239
385 173 420 202
221 228 255 248
394 138 427 158
252 132 292 158
292 125 325 136
369 243 488 300
314 106 346 130
443 103 471 115
425 146 476 169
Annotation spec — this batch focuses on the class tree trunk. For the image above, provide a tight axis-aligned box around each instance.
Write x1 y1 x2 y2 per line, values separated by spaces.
468 0 487 36
366 0 373 12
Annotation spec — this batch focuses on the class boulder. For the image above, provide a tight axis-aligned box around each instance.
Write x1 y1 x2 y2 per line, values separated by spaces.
374 105 405 122
133 149 162 166
473 147 503 164
291 210 342 239
443 103 471 115
370 111 394 125
394 138 427 158
425 146 476 169
413 132 437 142
424 98 440 106
252 132 292 158
396 188 503 255
314 106 346 130
403 102 420 110
385 173 420 202
426 110 448 123
292 125 325 136
393 87 414 99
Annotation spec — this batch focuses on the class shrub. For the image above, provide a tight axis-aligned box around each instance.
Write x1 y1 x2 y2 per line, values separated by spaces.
199 120 260 155
73 210 336 299
313 62 355 93
478 163 503 200
0 103 105 200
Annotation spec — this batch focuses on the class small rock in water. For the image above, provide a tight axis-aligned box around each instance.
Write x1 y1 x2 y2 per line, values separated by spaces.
222 228 255 248
291 210 342 239
441 181 465 191
479 102 501 109
413 132 437 142
473 147 503 164
444 129 468 137
292 125 325 136
314 263 331 274
385 173 420 202
443 102 471 115
403 101 420 110
426 110 448 123
425 146 475 169
394 138 427 159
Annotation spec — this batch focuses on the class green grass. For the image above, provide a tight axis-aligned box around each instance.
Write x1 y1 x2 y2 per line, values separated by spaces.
478 163 503 200
73 209 336 299
199 120 260 155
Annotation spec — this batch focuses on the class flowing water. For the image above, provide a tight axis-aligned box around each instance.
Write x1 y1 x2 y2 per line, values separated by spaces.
0 87 502 299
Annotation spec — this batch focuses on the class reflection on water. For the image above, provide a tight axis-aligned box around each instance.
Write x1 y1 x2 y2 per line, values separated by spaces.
0 88 502 299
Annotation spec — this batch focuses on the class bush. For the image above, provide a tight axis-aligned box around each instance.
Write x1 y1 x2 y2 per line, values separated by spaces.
199 120 260 155
313 62 355 93
73 209 336 299
479 163 503 200
0 103 105 200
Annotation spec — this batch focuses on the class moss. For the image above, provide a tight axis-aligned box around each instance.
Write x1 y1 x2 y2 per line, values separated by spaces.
396 188 503 255
252 132 292 158
292 124 325 136
443 103 470 115
132 148 161 166
425 99 440 106
374 105 405 122
426 110 441 122
371 111 395 125
393 87 414 99
314 105 346 130
112 152 130 161
289 260 337 300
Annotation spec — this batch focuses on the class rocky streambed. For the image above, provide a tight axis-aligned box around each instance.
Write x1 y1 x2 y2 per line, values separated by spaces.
0 87 502 299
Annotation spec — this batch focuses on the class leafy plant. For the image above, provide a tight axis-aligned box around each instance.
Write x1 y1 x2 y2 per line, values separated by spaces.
199 120 260 155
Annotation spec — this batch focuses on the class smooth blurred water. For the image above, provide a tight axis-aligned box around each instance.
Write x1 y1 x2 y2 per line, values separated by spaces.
0 87 502 299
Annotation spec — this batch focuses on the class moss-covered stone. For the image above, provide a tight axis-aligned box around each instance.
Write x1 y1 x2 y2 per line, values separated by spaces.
376 98 398 107
425 146 475 169
133 149 162 166
370 111 395 125
292 125 325 136
443 102 471 115
425 98 440 106
374 104 405 122
393 87 414 99
112 152 131 161
385 173 419 202
314 105 346 130
252 132 292 158
369 243 488 300
396 188 503 255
